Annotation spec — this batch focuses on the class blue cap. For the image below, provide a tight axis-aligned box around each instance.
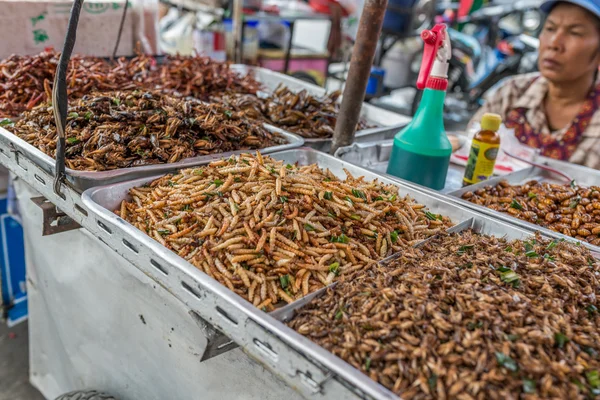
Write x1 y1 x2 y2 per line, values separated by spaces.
541 0 600 20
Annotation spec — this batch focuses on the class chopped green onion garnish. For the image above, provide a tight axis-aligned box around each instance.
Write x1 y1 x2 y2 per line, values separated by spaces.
523 379 536 394
68 112 79 118
428 374 437 391
586 370 600 389
457 244 474 255
389 194 397 202
330 234 350 244
554 332 569 349
324 191 333 200
351 189 367 200
350 214 361 220
213 179 224 187
304 223 315 232
279 274 290 289
527 192 537 199
510 199 524 210
390 230 399 243
66 137 80 145
279 196 288 203
495 352 518 372
424 211 441 221
586 304 598 315
329 262 340 275
500 269 521 288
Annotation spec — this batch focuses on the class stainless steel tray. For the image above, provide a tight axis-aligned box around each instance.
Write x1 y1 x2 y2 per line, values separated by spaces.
447 162 600 256
0 125 303 192
231 65 411 152
79 147 540 399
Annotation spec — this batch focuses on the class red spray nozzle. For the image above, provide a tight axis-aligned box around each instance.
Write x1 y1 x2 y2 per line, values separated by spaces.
416 24 447 90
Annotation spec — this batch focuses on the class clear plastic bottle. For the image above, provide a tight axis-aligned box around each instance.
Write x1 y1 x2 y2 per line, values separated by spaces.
462 113 502 186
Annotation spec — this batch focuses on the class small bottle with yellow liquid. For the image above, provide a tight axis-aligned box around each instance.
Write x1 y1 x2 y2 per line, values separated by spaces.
462 113 502 186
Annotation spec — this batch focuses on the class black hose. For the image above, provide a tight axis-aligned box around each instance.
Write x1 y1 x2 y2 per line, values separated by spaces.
112 0 129 61
52 0 83 195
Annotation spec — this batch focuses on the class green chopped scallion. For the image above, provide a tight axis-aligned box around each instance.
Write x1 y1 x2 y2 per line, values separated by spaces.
279 274 290 289
304 223 315 232
495 352 518 372
351 189 367 200
328 262 340 275
523 379 536 394
510 199 524 210
554 332 569 349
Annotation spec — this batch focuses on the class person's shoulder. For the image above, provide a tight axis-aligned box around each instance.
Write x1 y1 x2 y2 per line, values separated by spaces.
487 72 542 98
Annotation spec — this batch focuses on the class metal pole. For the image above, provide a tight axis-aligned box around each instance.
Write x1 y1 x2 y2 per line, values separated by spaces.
330 0 388 154
233 0 243 63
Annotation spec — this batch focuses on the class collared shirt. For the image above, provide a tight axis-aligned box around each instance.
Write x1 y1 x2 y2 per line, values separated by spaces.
469 72 600 170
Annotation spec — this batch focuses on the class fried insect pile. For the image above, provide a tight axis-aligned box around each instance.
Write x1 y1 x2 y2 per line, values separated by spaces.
218 85 374 139
12 91 284 171
288 230 600 399
0 50 140 117
115 153 453 309
462 180 600 246
146 55 261 100
0 50 262 118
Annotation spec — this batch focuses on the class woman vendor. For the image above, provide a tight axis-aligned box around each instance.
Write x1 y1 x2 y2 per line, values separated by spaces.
470 0 600 169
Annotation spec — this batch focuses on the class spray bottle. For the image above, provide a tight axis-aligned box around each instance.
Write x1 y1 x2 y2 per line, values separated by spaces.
386 24 452 190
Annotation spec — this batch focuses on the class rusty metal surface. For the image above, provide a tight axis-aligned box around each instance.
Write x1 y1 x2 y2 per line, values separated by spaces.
331 0 389 154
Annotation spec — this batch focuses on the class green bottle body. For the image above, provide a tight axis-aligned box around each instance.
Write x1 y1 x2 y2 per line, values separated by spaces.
386 88 452 190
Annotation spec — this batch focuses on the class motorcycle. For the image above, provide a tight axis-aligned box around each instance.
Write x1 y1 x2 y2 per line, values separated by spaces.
410 0 542 123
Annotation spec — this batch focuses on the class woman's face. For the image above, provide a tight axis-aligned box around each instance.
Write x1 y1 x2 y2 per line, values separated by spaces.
539 3 600 83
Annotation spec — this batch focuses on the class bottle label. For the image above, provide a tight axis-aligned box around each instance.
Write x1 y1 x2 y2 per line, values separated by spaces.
463 139 500 185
